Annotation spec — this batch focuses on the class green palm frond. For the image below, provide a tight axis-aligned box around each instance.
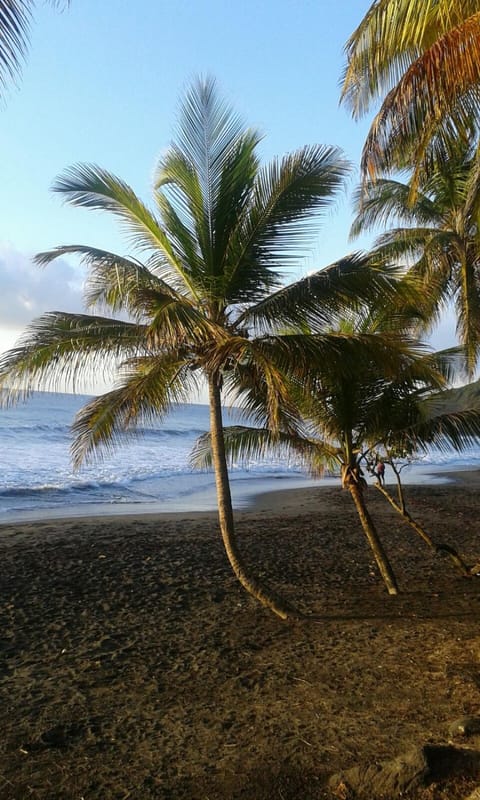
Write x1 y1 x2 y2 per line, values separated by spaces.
154 78 263 304
238 254 408 333
35 245 175 317
159 76 255 219
0 313 146 400
190 425 340 477
399 378 480 452
71 355 198 467
350 180 440 239
350 147 480 374
237 145 350 268
156 130 261 301
51 164 197 291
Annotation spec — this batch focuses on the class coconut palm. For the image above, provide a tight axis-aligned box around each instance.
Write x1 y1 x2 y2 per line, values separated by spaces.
340 0 480 185
0 77 402 619
192 309 480 594
350 140 480 375
0 0 69 96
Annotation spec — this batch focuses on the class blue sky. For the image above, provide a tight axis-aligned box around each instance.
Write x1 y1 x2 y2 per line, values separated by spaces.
0 0 456 378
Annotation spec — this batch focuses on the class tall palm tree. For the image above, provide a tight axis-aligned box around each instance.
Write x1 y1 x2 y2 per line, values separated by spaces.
192 310 480 594
350 141 480 375
0 0 69 96
340 0 480 185
0 77 399 619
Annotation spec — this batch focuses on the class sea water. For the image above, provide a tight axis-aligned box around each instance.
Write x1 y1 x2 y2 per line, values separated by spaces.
0 392 317 520
1 391 479 522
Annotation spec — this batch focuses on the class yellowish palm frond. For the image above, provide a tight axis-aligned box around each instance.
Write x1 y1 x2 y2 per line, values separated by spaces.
341 0 480 118
360 12 480 180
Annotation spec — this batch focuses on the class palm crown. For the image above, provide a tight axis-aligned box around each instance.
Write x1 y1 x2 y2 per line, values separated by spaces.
350 140 480 374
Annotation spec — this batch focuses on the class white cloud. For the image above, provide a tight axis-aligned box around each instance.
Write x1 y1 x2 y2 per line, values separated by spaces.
0 244 85 331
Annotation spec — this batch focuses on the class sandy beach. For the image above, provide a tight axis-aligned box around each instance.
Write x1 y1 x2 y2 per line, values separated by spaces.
1 473 480 799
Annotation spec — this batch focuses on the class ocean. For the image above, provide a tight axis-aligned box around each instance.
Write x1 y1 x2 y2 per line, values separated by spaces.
1 392 479 523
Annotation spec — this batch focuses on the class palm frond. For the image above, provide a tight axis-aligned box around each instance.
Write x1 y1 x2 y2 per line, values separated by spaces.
350 179 440 239
160 76 254 223
401 378 480 452
71 355 198 467
156 130 261 302
244 144 351 263
190 425 339 477
0 0 69 93
0 313 146 400
341 0 480 118
35 244 175 317
51 163 200 292
238 254 408 333
360 13 480 179
217 146 350 306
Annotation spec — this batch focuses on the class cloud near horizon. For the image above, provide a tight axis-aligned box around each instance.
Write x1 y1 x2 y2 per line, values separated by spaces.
0 245 85 334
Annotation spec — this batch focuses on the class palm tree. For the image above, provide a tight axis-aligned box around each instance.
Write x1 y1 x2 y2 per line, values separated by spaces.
0 1 69 96
0 77 399 619
340 0 480 185
350 140 480 375
192 313 480 594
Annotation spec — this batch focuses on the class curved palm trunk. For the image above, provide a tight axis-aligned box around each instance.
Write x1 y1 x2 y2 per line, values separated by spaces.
208 375 302 620
374 480 471 576
344 470 398 595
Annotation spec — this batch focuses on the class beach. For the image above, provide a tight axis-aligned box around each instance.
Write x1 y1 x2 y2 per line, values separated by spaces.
1 473 480 799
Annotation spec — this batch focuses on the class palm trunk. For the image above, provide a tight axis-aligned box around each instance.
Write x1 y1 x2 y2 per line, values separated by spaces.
346 476 398 595
374 481 471 576
208 375 302 620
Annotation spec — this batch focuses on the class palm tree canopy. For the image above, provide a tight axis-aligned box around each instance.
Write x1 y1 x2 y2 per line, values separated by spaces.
340 0 480 180
351 141 480 373
0 1 69 94
192 337 480 475
0 76 404 467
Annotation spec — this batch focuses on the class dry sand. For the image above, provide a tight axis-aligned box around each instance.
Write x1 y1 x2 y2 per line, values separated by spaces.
0 473 479 799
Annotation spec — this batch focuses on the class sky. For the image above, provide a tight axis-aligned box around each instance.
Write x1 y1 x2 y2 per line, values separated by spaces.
0 0 457 392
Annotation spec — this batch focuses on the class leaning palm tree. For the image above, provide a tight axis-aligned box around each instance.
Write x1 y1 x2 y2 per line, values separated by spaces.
0 77 400 619
192 311 480 594
350 140 480 375
340 0 480 186
0 0 69 96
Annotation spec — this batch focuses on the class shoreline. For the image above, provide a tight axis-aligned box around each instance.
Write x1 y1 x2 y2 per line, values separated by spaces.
0 462 476 529
0 464 478 533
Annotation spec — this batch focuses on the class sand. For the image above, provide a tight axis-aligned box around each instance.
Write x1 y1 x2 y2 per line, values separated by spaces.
0 473 479 799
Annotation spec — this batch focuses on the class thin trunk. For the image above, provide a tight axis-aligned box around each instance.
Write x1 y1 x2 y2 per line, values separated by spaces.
389 459 407 513
374 482 471 576
208 374 302 620
346 475 399 595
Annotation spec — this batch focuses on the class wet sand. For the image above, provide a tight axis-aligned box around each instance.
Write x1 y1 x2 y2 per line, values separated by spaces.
0 473 479 798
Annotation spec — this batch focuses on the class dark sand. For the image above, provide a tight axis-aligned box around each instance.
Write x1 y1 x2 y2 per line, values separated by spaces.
0 474 479 799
